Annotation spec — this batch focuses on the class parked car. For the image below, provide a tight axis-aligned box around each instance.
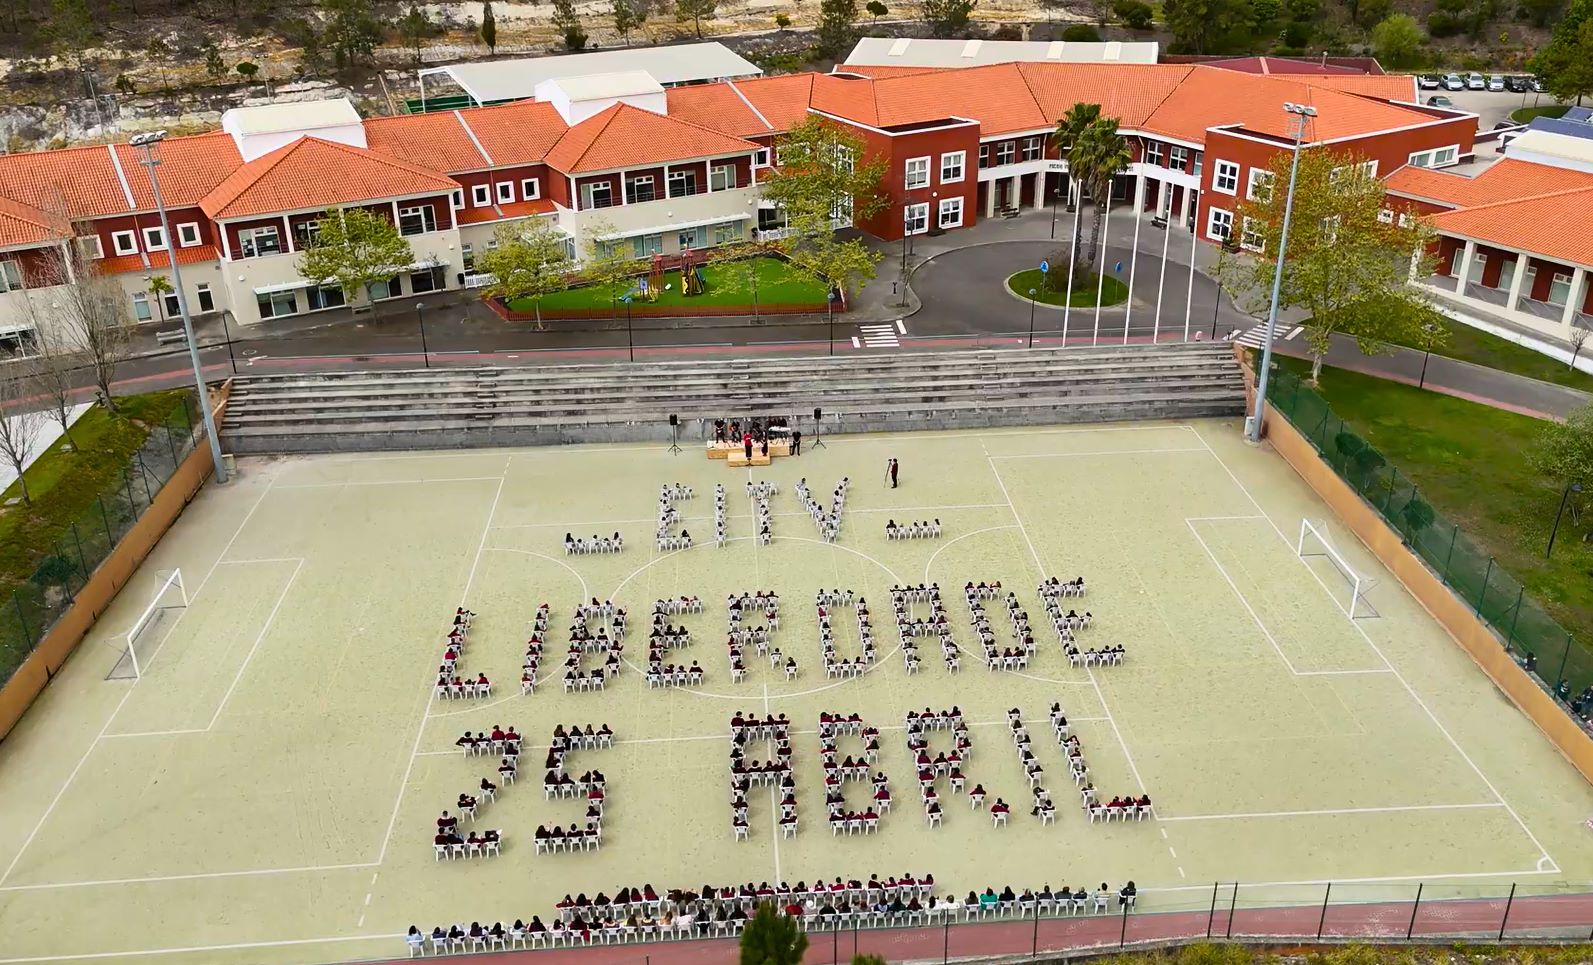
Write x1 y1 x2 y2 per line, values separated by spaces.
1418 74 1441 90
1531 75 1548 92
1504 75 1528 92
1442 73 1465 90
1426 95 1455 107
1487 75 1506 91
1466 72 1487 90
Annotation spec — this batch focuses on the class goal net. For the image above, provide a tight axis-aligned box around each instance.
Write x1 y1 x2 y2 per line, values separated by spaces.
106 568 188 680
1296 520 1379 620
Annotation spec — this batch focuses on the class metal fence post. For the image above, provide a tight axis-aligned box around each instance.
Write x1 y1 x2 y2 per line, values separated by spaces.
1557 634 1574 689
1507 587 1525 645
98 496 115 544
1477 558 1495 616
1033 900 1040 957
1406 883 1423 940
942 919 949 965
1118 897 1128 947
13 592 33 647
1316 882 1332 938
1225 883 1238 939
1498 882 1516 941
832 923 838 965
1442 525 1459 582
70 524 89 591
1206 883 1219 938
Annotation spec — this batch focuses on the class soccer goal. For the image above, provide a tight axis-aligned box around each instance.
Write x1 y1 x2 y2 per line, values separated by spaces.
106 568 188 680
1296 520 1379 619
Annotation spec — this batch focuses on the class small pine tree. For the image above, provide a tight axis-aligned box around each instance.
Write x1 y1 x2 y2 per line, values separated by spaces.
740 904 808 965
866 0 886 19
481 0 498 53
553 0 588 47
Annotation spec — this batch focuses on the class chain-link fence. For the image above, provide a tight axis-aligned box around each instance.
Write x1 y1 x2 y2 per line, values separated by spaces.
0 396 197 687
1265 364 1588 701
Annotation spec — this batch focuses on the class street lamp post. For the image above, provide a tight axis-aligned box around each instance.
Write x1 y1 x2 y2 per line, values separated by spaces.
1049 175 1058 240
1027 288 1038 348
130 130 227 484
624 296 635 362
416 302 430 369
1546 481 1583 559
1246 102 1318 445
1417 321 1440 389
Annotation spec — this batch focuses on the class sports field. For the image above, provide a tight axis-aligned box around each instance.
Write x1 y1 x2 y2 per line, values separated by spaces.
0 419 1591 965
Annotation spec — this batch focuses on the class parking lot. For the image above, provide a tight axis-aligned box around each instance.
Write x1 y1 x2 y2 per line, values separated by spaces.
1410 77 1567 131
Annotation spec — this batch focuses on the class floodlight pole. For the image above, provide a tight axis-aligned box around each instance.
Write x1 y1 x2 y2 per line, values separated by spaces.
132 130 228 484
1246 103 1316 445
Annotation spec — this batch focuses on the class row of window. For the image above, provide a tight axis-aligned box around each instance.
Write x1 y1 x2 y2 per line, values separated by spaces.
903 197 964 235
95 222 205 259
1453 250 1578 306
254 268 445 320
465 178 541 209
978 138 1045 170
904 151 966 190
130 283 216 321
577 165 741 210
233 206 443 259
592 220 748 259
1143 142 1201 175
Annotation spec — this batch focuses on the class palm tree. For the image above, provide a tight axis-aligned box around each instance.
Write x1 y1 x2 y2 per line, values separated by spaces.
1053 104 1132 273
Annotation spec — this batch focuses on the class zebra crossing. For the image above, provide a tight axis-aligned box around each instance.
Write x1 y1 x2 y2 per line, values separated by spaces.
853 320 905 349
1234 323 1304 349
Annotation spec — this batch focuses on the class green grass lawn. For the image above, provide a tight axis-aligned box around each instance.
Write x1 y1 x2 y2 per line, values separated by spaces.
1378 317 1593 393
1510 104 1569 123
512 257 829 313
1007 269 1129 308
1277 357 1593 649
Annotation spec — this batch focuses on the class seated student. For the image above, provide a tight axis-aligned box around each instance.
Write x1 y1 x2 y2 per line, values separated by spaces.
480 777 497 796
455 732 478 750
529 916 547 933
1118 881 1137 906
431 925 447 944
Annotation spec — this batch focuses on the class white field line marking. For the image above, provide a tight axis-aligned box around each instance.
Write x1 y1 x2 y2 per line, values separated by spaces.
989 447 1209 459
1141 867 1563 895
0 933 397 964
374 475 505 867
217 556 305 565
0 472 281 887
274 476 504 489
0 862 379 893
1157 802 1506 822
1189 426 1561 874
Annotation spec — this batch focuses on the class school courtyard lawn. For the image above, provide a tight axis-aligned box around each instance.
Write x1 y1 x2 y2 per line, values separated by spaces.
1277 357 1593 648
508 256 830 314
1007 269 1129 308
1379 316 1593 393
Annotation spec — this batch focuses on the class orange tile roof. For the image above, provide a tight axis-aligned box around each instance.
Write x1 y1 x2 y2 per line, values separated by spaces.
666 82 773 138
0 143 131 218
1140 67 1436 143
544 103 758 173
364 111 493 174
834 65 943 79
199 137 460 220
455 198 556 224
97 243 220 276
1299 74 1419 101
1016 63 1191 133
731 74 817 133
1386 158 1593 207
0 196 68 249
1427 185 1593 267
455 100 569 167
113 132 244 210
871 63 1048 134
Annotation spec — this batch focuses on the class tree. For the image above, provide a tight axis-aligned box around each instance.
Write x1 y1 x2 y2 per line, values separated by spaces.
1114 0 1155 28
921 0 976 35
1053 103 1133 274
203 43 227 78
580 227 642 326
551 0 588 48
740 903 808 965
146 37 172 92
296 207 415 312
774 11 792 27
145 274 173 322
0 378 47 505
1533 403 1593 489
852 957 888 965
39 239 131 409
235 61 260 87
480 0 498 53
866 0 886 19
1571 324 1591 369
1521 0 1565 27
1062 23 1102 40
816 0 858 54
613 0 649 44
479 219 573 331
1370 13 1425 68
44 0 94 75
1530 13 1593 104
1219 148 1443 384
114 73 136 95
399 5 435 64
1161 0 1251 52
676 0 717 37
26 320 81 454
321 0 381 70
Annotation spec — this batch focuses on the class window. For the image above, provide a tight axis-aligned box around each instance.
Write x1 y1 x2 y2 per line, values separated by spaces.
367 276 403 301
938 197 964 229
904 157 930 190
1021 137 1043 162
306 284 345 311
237 225 281 257
293 220 321 249
712 221 743 246
1192 150 1204 177
679 227 701 250
132 291 151 321
834 145 854 173
754 148 770 167
0 260 22 292
142 226 167 251
1247 169 1274 202
626 176 655 204
940 151 965 184
161 289 180 318
995 142 1016 166
1207 207 1233 242
521 178 540 200
1239 216 1264 252
176 222 201 247
1169 146 1188 171
1397 212 1414 228
1550 271 1573 306
398 205 437 236
904 202 929 235
461 243 475 271
979 144 991 169
496 181 515 203
410 268 440 294
196 283 214 313
1145 141 1164 166
472 184 492 207
111 230 137 256
77 235 103 259
631 234 663 258
668 170 698 197
256 289 297 318
1378 208 1394 224
451 189 463 209
710 163 737 191
582 181 613 209
1409 145 1459 169
1321 215 1341 244
1213 160 1240 195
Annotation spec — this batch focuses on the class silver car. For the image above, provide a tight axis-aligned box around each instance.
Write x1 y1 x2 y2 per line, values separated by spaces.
1487 75 1506 91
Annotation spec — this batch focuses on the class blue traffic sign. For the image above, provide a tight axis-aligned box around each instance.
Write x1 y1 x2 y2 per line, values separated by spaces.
1114 261 1123 274
1039 260 1050 273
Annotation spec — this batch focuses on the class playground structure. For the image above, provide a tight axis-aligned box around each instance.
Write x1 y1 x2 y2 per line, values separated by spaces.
632 251 708 303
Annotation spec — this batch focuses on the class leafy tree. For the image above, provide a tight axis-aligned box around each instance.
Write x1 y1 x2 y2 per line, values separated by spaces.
399 4 436 64
322 0 381 69
676 0 717 37
552 0 588 48
866 0 886 19
817 0 859 54
479 220 573 331
1533 402 1593 488
740 903 808 965
145 274 174 321
580 226 642 325
114 72 136 94
1161 0 1251 52
613 0 649 44
1521 0 1565 27
1219 148 1443 384
204 43 227 78
296 207 415 312
852 956 888 965
1400 496 1436 537
1353 0 1391 28
1062 23 1102 39
45 0 95 74
774 11 792 27
481 0 498 52
235 61 260 85
921 0 976 36
146 37 171 91
1114 0 1154 28
1530 3 1593 105
1370 13 1425 68
1053 103 1133 273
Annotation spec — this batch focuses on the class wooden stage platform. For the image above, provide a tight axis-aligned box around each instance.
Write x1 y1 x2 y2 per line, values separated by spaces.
708 439 791 468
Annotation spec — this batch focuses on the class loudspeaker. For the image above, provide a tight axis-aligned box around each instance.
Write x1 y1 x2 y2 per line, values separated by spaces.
669 414 679 427
813 407 823 421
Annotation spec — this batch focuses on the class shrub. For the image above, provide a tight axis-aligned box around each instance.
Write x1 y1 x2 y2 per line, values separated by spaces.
1114 0 1155 27
1062 22 1103 39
